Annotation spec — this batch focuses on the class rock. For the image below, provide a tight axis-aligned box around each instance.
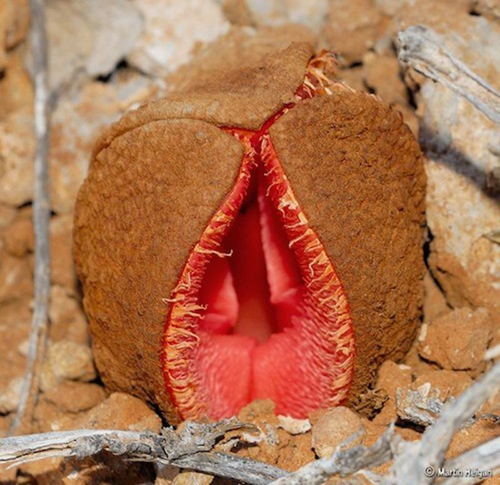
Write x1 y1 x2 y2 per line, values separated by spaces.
49 285 89 344
337 65 368 93
363 419 421 447
423 271 450 324
0 52 34 118
418 308 492 371
323 0 386 63
242 0 328 31
128 0 229 77
412 370 472 401
39 0 143 92
29 393 159 483
155 466 181 485
40 340 96 391
0 375 23 413
447 419 499 458
50 216 77 291
404 336 440 376
311 407 365 458
0 111 35 207
373 360 412 426
479 387 500 415
277 432 315 471
0 5 6 70
3 216 33 257
363 53 407 105
234 399 285 467
277 415 311 435
155 468 215 485
398 1 500 315
4 0 30 50
0 205 16 228
70 392 162 432
172 472 214 485
0 0 30 69
33 398 68 433
0 251 33 304
221 0 255 26
394 0 483 42
42 381 106 414
0 300 30 389
50 75 154 214
473 0 500 19
15 458 64 485
238 398 278 423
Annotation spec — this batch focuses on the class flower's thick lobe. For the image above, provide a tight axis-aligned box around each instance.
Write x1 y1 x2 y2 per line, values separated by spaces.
74 43 426 424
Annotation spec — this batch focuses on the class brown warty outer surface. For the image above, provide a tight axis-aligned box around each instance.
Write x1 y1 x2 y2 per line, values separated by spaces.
74 42 426 424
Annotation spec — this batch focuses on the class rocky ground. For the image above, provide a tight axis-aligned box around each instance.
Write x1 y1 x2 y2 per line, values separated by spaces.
0 0 499 483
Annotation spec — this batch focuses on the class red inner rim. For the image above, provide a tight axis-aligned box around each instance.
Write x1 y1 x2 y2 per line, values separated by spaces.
162 57 355 420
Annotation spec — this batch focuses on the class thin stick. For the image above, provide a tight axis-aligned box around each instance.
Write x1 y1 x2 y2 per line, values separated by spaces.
0 420 288 484
391 363 500 484
441 437 500 484
397 25 500 124
9 0 51 436
270 426 396 485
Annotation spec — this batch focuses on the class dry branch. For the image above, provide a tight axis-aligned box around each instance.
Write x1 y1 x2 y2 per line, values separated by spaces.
390 362 500 484
438 437 500 485
271 361 500 485
9 0 52 436
270 426 395 485
397 25 500 124
0 420 287 484
2 357 500 485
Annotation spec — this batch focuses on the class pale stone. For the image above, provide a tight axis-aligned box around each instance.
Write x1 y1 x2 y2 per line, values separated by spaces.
39 0 143 92
324 0 384 63
41 340 96 391
312 407 364 458
418 308 492 370
244 0 328 31
50 75 154 214
277 415 312 435
128 0 230 76
397 2 500 314
0 252 33 304
0 111 34 207
0 376 23 414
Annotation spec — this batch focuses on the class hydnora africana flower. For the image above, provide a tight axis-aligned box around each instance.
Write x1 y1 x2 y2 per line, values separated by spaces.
74 43 426 423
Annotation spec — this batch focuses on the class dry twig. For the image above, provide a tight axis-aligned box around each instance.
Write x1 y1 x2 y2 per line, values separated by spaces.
270 426 395 485
0 420 287 484
389 362 500 484
2 359 500 485
9 0 52 436
438 437 500 484
397 25 500 124
269 361 500 485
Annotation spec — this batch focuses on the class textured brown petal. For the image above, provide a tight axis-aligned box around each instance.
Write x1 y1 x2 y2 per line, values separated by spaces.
74 119 243 422
268 87 426 408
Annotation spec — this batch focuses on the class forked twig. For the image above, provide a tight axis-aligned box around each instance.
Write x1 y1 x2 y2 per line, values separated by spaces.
9 0 51 435
0 420 287 484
